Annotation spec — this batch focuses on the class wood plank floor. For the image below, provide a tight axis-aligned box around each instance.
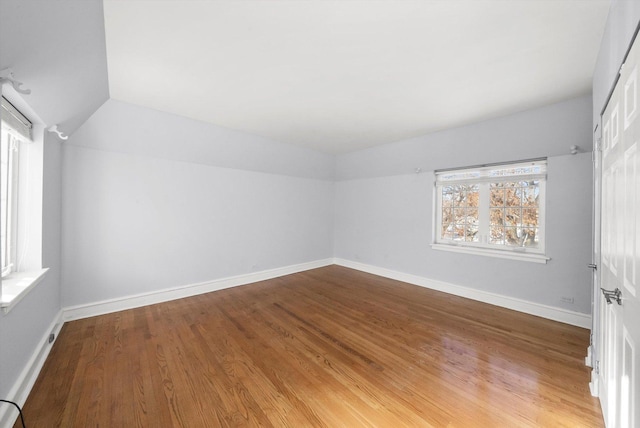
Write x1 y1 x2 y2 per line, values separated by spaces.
16 266 604 427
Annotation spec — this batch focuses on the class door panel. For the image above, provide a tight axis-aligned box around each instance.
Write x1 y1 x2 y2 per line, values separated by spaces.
599 29 640 428
623 143 637 297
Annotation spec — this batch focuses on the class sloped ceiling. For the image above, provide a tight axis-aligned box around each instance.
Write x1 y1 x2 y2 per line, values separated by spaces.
0 1 610 151
0 0 109 136
104 0 610 154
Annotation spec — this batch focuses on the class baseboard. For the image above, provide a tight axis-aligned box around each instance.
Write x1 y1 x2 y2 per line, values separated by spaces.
0 310 63 428
63 258 334 322
333 258 592 329
585 345 594 367
589 370 600 397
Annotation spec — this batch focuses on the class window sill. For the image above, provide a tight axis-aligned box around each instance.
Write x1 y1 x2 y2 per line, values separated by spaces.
431 243 550 264
1 268 49 314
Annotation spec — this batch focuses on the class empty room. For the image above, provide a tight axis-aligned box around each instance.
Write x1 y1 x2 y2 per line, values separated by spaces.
1 0 639 427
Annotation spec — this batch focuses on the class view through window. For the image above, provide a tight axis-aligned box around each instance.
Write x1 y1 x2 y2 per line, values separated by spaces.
435 159 546 256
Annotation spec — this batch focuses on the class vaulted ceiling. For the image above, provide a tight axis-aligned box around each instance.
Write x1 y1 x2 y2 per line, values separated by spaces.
1 1 610 153
104 0 610 153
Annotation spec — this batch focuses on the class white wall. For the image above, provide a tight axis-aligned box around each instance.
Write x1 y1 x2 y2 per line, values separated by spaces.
337 96 592 180
334 96 594 314
61 96 596 316
0 135 63 409
61 100 335 308
0 0 105 416
593 0 640 127
69 100 334 180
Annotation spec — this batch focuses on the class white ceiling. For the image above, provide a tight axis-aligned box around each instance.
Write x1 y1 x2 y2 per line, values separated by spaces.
1 0 109 136
104 0 610 154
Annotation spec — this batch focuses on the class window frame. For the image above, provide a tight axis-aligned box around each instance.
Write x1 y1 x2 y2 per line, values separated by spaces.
0 94 48 314
432 159 549 264
1 127 20 277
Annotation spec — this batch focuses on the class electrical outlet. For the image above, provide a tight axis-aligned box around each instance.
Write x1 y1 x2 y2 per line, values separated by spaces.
561 296 574 304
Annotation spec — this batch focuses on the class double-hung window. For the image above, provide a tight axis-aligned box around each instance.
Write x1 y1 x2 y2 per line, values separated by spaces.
433 159 548 263
1 98 31 277
1 96 48 313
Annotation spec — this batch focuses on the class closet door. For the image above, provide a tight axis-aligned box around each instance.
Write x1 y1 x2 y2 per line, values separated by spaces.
598 30 640 428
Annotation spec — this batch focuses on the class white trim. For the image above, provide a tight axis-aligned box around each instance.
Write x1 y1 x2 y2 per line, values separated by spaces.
590 369 600 397
431 243 550 264
1 268 49 314
586 344 594 367
0 310 63 428
63 259 333 321
1 96 32 141
333 258 591 328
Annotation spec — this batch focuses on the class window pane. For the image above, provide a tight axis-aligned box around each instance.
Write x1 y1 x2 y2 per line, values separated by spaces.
467 185 479 207
505 185 521 207
453 188 465 206
440 184 483 243
465 224 479 242
442 207 453 222
442 186 454 208
522 208 538 227
442 226 454 240
467 208 478 224
490 187 505 207
505 227 521 245
490 208 504 226
490 226 504 244
506 208 521 227
452 225 465 241
441 208 453 239
503 227 539 248
521 185 539 207
522 227 538 247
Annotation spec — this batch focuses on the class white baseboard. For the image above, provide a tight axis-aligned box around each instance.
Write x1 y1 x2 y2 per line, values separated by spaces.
63 258 334 322
0 310 63 428
334 258 592 329
585 345 594 367
590 371 600 397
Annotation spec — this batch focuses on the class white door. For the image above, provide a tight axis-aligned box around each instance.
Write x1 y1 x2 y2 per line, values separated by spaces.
599 30 640 428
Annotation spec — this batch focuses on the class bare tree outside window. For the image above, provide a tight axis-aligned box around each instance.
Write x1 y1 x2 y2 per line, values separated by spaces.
434 160 546 256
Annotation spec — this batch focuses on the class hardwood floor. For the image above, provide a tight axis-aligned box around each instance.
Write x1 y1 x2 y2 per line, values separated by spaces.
16 266 603 427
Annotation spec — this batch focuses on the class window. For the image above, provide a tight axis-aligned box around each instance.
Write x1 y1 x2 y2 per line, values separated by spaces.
1 96 48 313
433 159 548 263
1 98 31 277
